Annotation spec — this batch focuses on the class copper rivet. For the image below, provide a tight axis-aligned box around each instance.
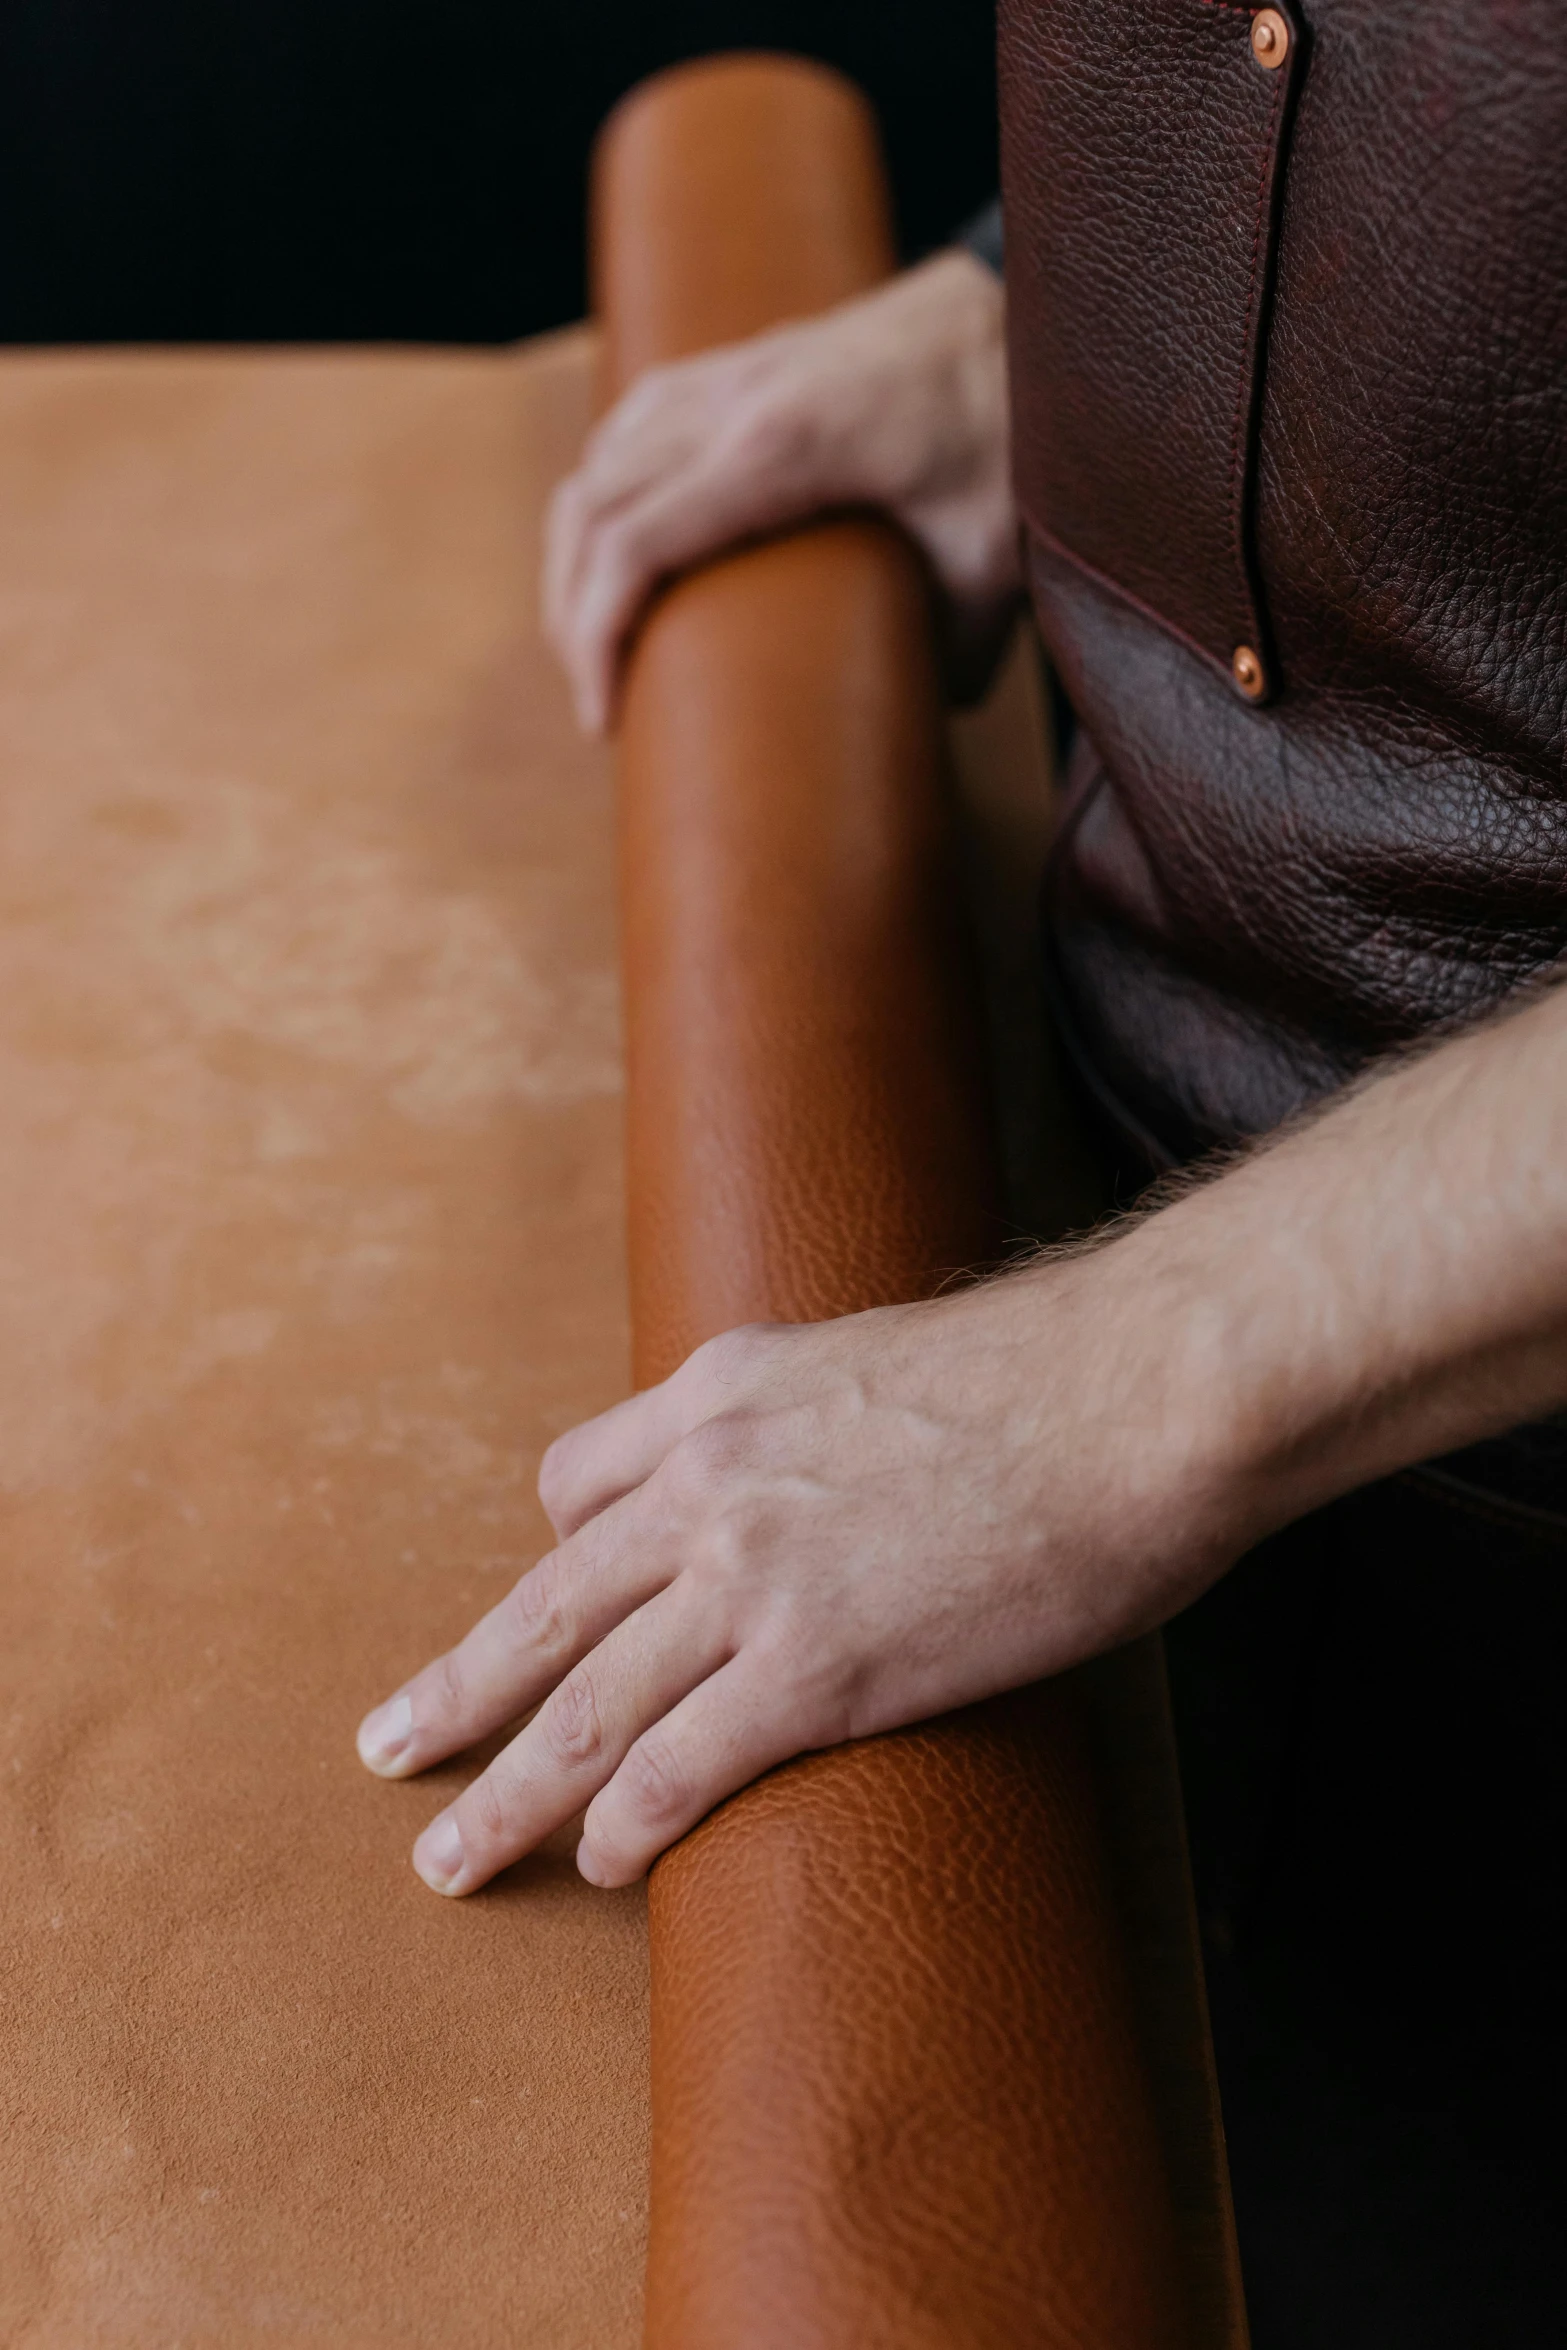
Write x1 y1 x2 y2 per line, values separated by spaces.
1232 643 1266 699
1250 8 1289 67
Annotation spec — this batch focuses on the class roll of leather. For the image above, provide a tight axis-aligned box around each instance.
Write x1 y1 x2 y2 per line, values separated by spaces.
599 56 1200 2350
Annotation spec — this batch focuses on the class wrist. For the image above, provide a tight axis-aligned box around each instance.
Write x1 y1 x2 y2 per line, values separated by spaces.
1090 1222 1273 1561
1034 1188 1364 1580
977 1235 1270 1617
1083 1174 1384 1563
1092 1006 1567 1547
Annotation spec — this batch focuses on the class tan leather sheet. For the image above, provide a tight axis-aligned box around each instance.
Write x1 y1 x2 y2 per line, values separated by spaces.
0 334 650 2347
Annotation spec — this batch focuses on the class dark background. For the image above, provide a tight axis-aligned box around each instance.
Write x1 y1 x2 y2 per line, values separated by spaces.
0 2 998 345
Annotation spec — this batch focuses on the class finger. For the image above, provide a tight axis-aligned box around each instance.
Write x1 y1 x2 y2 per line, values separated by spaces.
355 1484 677 1779
559 454 810 736
543 466 663 734
539 1322 784 1539
541 470 592 665
572 366 718 503
553 481 719 737
410 1583 730 1896
576 1647 815 1888
541 372 720 683
537 1378 700 1541
542 437 696 670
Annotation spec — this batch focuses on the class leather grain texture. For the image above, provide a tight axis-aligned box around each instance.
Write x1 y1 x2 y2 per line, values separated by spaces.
1000 0 1567 1165
0 335 651 2349
1003 0 1304 688
595 54 895 400
618 520 997 1372
647 1695 1187 2350
600 56 1202 2350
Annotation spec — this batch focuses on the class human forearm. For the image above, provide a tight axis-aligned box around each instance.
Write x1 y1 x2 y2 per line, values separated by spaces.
1106 977 1567 1548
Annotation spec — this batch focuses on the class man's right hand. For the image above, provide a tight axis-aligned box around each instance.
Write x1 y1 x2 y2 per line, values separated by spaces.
543 247 1020 734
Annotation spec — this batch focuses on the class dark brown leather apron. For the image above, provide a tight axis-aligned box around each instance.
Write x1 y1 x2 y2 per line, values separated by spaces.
996 9 1567 2338
1000 0 1567 1164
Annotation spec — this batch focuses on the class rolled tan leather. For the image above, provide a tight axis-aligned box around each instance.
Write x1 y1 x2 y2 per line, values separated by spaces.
601 57 1196 2349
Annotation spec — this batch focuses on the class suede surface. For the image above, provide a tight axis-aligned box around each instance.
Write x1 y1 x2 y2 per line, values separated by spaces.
0 332 649 2348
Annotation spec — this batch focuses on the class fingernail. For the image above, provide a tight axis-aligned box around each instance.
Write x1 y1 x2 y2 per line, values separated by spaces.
414 1812 466 1894
577 1842 608 1887
357 1693 414 1774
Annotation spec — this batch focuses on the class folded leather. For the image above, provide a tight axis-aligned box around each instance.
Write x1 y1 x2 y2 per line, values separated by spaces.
600 56 1197 2348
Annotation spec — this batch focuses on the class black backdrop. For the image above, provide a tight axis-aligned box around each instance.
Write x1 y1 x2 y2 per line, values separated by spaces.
0 2 998 344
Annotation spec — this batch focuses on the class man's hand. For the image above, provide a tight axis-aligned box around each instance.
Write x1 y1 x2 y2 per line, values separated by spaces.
358 979 1567 1899
356 1257 1237 1896
543 248 1020 734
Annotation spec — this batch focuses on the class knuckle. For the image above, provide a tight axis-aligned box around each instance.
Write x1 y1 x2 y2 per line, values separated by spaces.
693 1321 778 1386
729 396 811 475
426 1646 468 1728
688 1509 755 1593
612 363 674 425
581 521 648 620
664 1412 748 1503
465 1769 510 1851
593 368 685 463
689 1327 742 1384
688 1409 747 1473
540 1667 604 1771
502 1560 570 1662
536 1434 574 1519
617 1732 691 1831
